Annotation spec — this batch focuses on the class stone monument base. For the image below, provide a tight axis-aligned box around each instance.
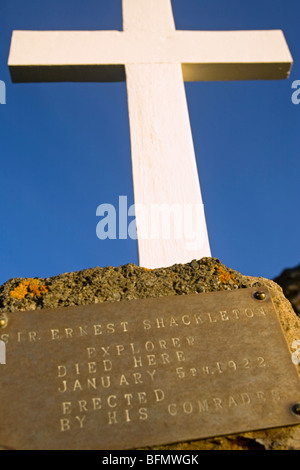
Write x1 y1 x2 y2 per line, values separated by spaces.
1 258 300 450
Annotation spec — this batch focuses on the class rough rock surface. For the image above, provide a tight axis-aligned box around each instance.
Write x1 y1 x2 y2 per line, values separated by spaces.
1 257 300 450
274 263 300 316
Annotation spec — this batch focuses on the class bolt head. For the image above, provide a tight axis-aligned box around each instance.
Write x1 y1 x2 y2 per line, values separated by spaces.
254 291 266 301
291 403 300 416
0 314 7 329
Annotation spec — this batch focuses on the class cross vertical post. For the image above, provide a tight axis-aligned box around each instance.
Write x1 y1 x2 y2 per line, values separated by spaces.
124 0 211 268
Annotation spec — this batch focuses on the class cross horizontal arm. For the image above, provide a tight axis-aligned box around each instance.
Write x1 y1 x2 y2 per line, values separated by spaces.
9 30 292 83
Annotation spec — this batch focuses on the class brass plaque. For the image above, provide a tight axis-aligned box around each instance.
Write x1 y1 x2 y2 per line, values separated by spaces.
0 287 300 450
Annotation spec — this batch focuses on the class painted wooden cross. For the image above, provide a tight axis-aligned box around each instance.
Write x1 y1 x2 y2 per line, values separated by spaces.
8 0 293 269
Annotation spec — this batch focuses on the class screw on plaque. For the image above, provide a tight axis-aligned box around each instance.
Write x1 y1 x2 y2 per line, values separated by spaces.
0 313 8 329
291 403 300 416
254 291 266 301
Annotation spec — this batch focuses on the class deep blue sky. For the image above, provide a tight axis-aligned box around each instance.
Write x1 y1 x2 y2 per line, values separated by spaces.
0 0 299 285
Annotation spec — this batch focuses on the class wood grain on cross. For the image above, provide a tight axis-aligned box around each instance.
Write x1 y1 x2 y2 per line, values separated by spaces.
8 0 293 268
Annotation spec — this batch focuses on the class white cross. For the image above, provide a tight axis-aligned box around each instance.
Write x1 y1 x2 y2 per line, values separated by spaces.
8 0 293 269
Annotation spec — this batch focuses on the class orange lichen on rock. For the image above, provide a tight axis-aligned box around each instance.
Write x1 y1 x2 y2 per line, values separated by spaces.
215 265 237 284
10 279 48 300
